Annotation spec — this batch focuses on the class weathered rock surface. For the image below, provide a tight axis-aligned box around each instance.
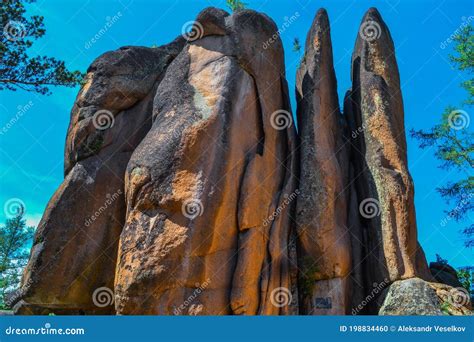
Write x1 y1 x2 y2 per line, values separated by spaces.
380 278 472 315
344 8 432 292
429 282 472 315
379 278 443 315
14 41 184 314
15 6 448 316
295 9 351 315
114 8 298 315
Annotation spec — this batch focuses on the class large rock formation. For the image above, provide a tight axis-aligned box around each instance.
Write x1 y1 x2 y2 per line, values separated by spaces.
294 7 438 315
343 8 433 313
13 40 185 314
295 9 351 315
14 6 458 316
114 8 298 315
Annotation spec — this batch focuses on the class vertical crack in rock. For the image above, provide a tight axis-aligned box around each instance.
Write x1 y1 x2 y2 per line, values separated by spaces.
113 7 298 315
14 39 185 315
343 89 368 314
295 9 351 315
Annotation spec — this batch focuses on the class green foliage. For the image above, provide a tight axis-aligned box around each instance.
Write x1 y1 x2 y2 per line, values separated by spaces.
410 24 474 248
450 25 473 105
411 107 473 169
292 37 301 53
226 0 246 12
0 0 84 95
457 269 472 293
440 301 451 315
0 207 34 309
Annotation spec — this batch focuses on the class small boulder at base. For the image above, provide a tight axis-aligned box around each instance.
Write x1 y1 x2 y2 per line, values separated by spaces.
379 278 442 315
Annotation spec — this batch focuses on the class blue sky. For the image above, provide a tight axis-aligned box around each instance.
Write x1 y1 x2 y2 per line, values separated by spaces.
0 0 472 268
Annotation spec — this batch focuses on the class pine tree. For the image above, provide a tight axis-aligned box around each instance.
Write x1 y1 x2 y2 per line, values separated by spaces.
0 0 83 95
0 208 34 309
411 25 473 247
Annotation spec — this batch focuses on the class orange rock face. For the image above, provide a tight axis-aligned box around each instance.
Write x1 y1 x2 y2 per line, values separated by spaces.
295 8 433 315
14 42 184 314
346 8 431 283
15 6 435 316
343 8 432 313
114 8 298 315
295 9 351 315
